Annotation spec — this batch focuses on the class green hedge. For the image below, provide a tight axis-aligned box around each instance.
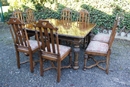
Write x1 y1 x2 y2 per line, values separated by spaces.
4 0 130 32
0 0 9 6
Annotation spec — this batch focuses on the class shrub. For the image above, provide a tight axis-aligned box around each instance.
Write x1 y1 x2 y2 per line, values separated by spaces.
4 0 130 32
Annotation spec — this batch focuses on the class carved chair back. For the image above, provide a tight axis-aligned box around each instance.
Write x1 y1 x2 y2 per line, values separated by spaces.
77 9 89 23
35 20 60 57
26 8 35 23
61 8 72 22
12 9 25 23
108 16 120 48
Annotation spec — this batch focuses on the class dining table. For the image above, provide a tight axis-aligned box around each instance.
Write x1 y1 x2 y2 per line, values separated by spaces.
25 19 96 69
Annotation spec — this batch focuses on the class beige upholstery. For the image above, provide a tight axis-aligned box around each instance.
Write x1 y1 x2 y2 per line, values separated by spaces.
86 41 108 54
92 33 110 43
29 40 41 50
44 44 71 58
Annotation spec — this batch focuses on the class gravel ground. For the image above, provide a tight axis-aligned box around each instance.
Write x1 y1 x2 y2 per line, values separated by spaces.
0 24 130 87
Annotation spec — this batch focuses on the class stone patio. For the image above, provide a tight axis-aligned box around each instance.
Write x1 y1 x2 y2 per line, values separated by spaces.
0 23 130 87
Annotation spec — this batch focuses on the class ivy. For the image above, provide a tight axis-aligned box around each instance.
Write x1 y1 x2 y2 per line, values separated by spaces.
3 0 130 32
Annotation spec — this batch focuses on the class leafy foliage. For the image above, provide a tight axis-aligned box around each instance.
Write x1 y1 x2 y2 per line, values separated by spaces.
3 0 130 32
0 0 9 6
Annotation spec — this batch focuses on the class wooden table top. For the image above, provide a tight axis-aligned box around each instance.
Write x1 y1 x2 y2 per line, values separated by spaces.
25 19 96 38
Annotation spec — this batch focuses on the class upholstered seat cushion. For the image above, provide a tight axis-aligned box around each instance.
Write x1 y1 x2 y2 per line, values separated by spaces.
29 40 41 50
58 45 71 57
18 40 41 51
92 33 110 43
44 44 71 59
86 41 109 54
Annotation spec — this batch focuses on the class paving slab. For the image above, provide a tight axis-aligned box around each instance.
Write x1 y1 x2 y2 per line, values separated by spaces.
0 26 130 87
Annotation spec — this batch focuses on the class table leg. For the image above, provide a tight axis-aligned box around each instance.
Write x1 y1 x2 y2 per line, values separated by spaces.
83 32 92 49
83 35 87 49
73 41 80 69
87 32 91 46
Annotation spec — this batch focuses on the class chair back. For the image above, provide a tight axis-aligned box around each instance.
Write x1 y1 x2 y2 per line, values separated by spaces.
108 15 120 48
35 20 60 56
61 8 72 27
61 8 72 21
77 9 89 23
77 9 89 28
8 17 30 49
12 9 25 23
26 8 35 23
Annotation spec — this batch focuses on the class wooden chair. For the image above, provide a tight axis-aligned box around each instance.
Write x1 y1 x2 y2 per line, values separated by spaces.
7 17 41 73
77 9 90 48
34 20 72 82
61 8 72 21
92 14 120 43
24 8 37 38
61 8 72 27
12 9 25 23
25 8 35 23
60 8 72 44
83 16 120 74
77 9 89 25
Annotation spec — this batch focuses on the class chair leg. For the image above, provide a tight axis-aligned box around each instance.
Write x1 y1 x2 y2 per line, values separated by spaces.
83 54 88 70
59 39 61 44
57 60 61 82
29 52 33 73
16 49 20 68
83 38 85 48
50 61 55 68
40 57 44 76
106 50 110 74
83 36 87 48
69 52 72 67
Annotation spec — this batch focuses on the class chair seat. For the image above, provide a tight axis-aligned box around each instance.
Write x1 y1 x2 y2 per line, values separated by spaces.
92 33 110 43
18 40 41 51
43 44 71 60
86 41 109 54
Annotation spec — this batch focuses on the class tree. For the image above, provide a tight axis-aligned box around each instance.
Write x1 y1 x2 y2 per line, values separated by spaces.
0 0 9 6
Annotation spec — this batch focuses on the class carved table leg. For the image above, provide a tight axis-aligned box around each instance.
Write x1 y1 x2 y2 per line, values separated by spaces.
83 32 92 49
73 41 80 69
87 32 91 46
